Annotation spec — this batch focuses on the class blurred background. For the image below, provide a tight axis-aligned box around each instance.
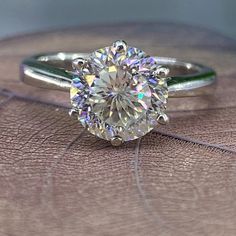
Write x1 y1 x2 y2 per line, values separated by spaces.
0 0 236 39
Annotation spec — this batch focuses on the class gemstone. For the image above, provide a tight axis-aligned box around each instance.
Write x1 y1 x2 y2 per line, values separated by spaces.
70 41 168 142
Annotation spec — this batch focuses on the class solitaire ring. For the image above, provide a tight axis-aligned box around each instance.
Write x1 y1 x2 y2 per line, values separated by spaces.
20 40 216 146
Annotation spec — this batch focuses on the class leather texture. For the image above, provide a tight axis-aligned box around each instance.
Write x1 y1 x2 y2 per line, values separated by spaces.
0 23 236 236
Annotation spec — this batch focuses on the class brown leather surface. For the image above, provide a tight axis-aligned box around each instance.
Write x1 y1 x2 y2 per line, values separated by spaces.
0 22 236 236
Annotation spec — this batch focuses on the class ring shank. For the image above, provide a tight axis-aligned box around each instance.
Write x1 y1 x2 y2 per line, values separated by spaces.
20 52 216 97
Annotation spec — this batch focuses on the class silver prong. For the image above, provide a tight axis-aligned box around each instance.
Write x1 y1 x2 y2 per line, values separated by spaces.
112 40 127 53
155 66 170 78
111 136 123 146
72 58 87 71
157 113 169 125
69 108 78 117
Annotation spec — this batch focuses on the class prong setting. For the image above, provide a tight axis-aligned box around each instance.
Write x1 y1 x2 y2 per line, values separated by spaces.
69 108 78 117
154 66 170 78
157 113 169 125
112 40 127 53
72 58 87 71
111 136 123 147
70 40 168 143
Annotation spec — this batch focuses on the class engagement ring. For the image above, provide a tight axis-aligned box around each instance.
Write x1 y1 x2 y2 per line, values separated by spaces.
20 40 216 146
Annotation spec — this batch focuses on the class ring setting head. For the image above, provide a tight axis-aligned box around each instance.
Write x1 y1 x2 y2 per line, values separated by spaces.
70 41 169 145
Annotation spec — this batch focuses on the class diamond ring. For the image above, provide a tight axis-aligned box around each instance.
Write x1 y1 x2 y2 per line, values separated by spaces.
20 40 216 146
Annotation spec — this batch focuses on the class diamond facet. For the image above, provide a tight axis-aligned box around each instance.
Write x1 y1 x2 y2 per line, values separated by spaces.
70 42 168 142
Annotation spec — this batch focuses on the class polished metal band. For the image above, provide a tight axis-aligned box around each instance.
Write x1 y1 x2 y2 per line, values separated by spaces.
20 52 216 97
